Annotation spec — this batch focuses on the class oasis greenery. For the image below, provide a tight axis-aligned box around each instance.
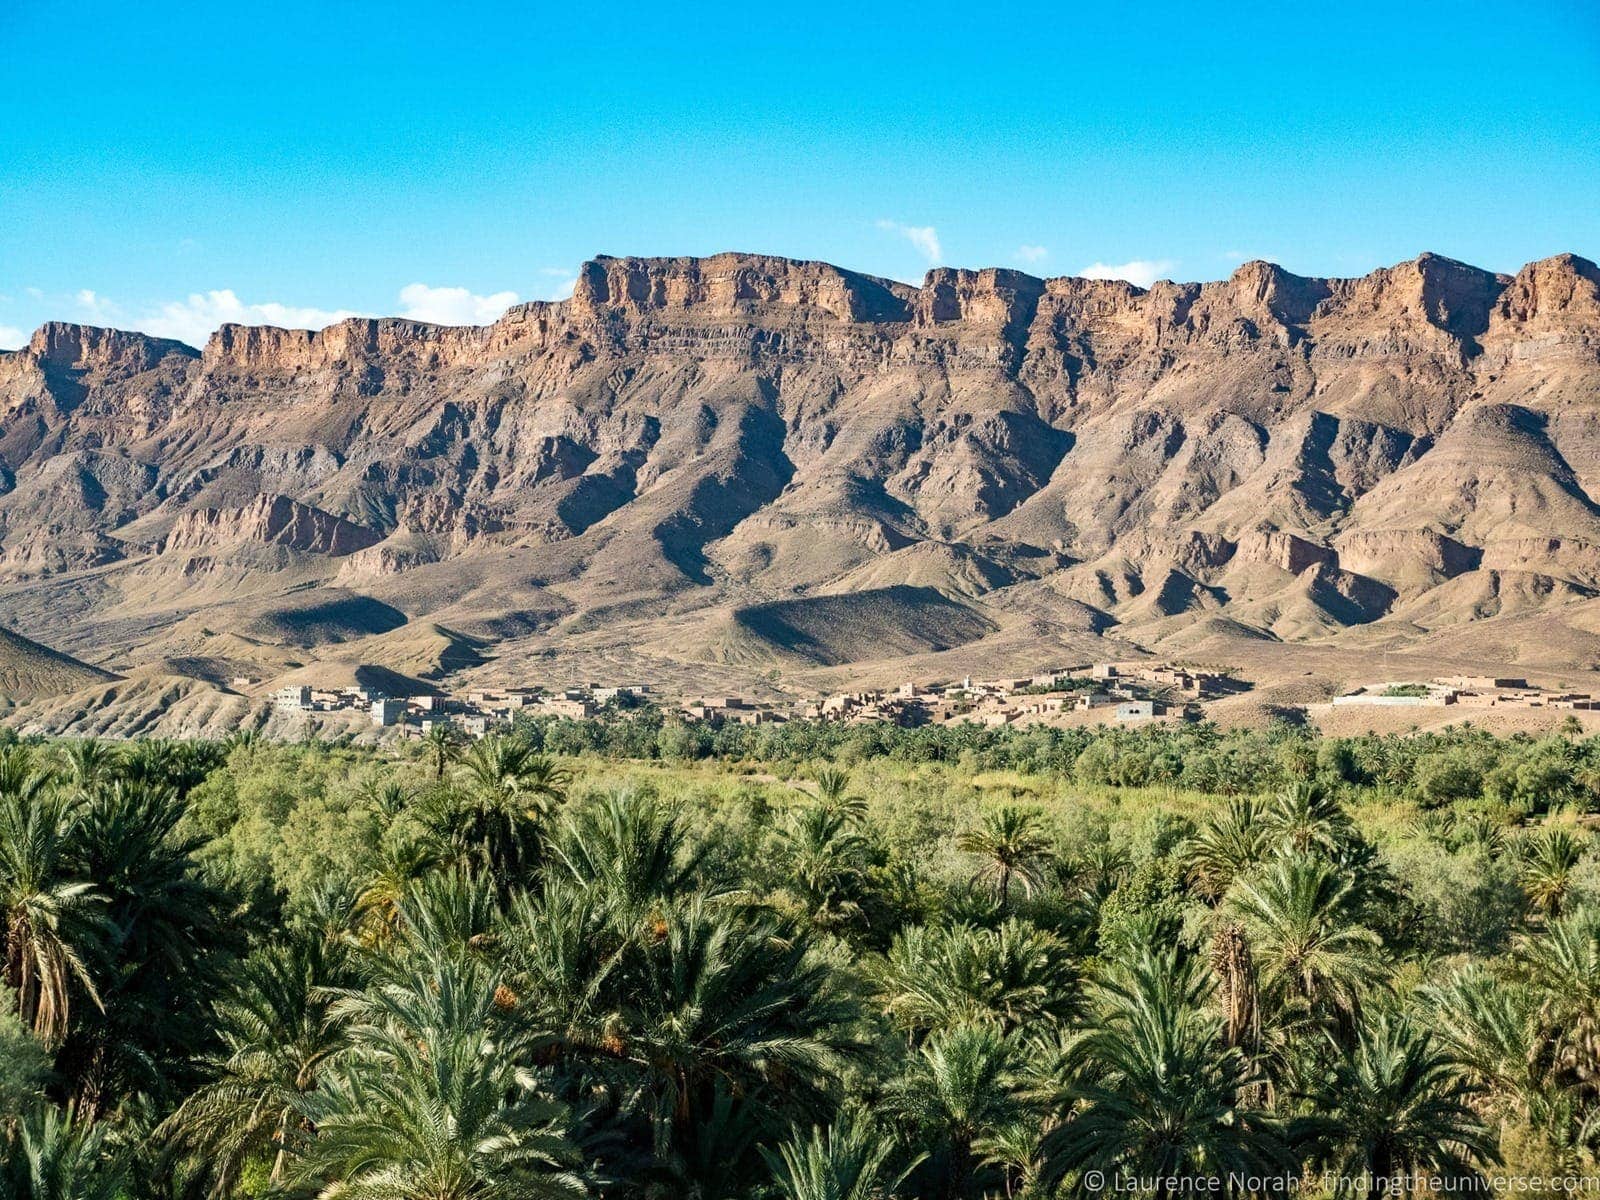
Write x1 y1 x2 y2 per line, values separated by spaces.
3 713 1600 1197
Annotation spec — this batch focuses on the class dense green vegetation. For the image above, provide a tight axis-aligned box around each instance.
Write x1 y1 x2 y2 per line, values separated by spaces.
6 714 1600 1198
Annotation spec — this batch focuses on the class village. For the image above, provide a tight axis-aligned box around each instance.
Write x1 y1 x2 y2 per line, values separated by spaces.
1330 676 1600 711
269 661 1241 739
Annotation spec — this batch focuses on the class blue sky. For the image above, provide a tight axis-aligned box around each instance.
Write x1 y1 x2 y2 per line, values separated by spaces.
2 0 1597 349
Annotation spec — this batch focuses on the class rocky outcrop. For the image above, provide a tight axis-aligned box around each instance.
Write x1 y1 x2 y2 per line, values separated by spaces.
1331 529 1480 590
1235 530 1336 575
569 253 914 324
1492 254 1600 332
1324 253 1505 339
162 496 381 556
1481 538 1600 588
28 322 197 375
202 318 495 373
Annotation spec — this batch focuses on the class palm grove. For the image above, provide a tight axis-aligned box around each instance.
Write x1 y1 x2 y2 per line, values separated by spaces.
3 715 1600 1199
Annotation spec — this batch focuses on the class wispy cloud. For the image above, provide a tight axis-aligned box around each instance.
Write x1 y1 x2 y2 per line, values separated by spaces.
136 291 367 348
0 290 22 349
1077 258 1179 288
1014 244 1049 266
75 289 122 324
876 219 942 264
398 283 520 325
37 280 541 348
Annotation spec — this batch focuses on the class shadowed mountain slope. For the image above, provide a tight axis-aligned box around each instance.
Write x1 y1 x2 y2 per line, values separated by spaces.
0 625 117 702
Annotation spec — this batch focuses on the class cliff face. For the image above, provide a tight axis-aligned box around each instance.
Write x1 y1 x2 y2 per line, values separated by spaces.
3 249 1600 686
162 495 383 557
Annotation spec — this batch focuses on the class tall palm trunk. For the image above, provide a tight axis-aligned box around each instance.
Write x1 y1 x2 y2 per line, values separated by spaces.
1211 924 1259 1052
1369 1145 1395 1198
947 1134 972 1200
270 1109 291 1184
6 915 39 1035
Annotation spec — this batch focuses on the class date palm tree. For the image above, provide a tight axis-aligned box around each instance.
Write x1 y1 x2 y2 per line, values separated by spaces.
1417 966 1547 1122
551 788 711 921
159 936 358 1194
815 766 847 799
0 789 105 1047
779 802 873 931
622 899 864 1160
432 736 571 883
1225 852 1386 1037
957 807 1052 914
497 880 620 1056
0 746 51 804
0 990 49 1120
422 723 462 782
498 884 868 1182
653 1082 775 1200
1511 905 1600 1094
1039 946 1292 1199
764 1110 922 1200
389 869 503 961
58 781 228 1116
297 957 584 1200
1519 827 1586 920
353 838 439 947
1297 1014 1495 1196
0 1104 124 1200
458 734 570 812
118 739 215 799
879 920 1079 1035
1184 795 1269 903
1261 781 1352 855
884 1023 1024 1200
813 767 865 818
975 1120 1045 1200
362 779 413 821
58 741 117 795
1210 921 1262 1062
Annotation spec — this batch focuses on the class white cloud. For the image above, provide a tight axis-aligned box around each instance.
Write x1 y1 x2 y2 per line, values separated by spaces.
876 219 942 264
74 289 122 324
0 325 25 351
136 291 368 348
1077 258 1179 288
29 275 556 350
398 283 520 325
1014 244 1049 265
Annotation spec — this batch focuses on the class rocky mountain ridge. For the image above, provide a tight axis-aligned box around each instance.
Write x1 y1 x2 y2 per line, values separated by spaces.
3 249 1600 718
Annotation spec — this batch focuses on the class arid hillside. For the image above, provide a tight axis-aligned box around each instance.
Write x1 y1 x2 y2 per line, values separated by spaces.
3 249 1600 722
